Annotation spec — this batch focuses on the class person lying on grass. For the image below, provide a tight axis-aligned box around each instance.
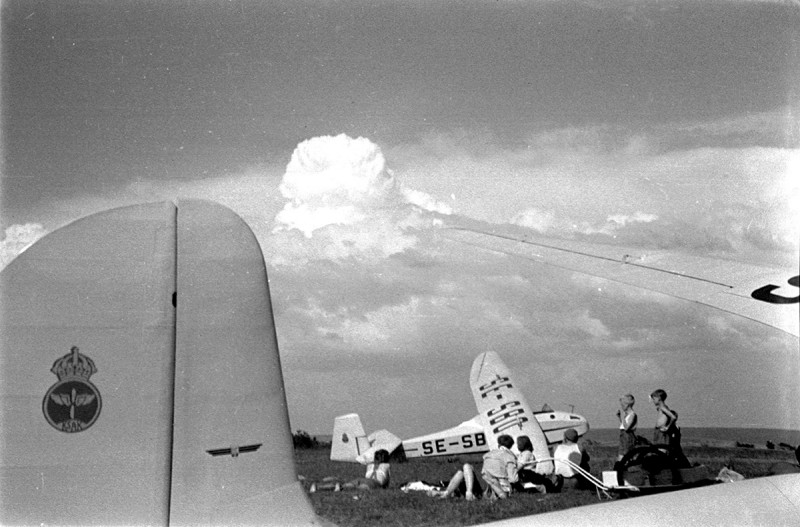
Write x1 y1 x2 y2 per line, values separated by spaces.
309 449 391 492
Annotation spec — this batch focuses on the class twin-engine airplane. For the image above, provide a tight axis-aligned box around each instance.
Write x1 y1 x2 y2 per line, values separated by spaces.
330 352 588 468
1 200 798 525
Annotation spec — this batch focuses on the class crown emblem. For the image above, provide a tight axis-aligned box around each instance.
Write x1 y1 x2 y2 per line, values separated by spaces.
51 346 97 380
43 346 102 433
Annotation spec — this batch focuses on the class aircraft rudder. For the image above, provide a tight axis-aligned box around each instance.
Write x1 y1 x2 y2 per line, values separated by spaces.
330 413 367 462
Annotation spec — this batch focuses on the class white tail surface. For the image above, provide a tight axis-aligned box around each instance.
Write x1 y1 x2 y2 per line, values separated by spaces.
0 200 326 526
330 413 370 462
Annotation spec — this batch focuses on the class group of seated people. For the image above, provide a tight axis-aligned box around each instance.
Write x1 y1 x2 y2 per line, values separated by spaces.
431 429 591 500
308 428 592 500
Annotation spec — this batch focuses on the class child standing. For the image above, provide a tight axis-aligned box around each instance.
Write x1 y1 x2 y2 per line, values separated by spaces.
650 389 691 467
650 389 678 445
616 394 637 461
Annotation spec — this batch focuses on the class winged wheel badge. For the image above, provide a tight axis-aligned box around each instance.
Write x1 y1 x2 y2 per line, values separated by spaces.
42 346 102 433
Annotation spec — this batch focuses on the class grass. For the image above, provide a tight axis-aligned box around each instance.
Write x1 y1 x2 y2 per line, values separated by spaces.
294 443 797 527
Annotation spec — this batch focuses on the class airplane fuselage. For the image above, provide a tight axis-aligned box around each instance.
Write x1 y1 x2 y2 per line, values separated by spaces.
401 410 589 459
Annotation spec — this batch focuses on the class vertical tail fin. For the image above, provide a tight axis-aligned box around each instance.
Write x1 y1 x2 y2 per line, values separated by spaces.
169 200 325 525
330 414 370 462
1 200 329 526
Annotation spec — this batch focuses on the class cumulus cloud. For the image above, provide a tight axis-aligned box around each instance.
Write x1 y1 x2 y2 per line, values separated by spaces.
574 309 611 338
401 188 452 215
391 120 797 267
270 134 450 265
0 223 47 269
511 208 659 237
276 134 396 235
510 208 556 232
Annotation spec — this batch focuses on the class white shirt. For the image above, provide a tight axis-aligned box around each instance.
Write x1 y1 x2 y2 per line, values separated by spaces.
554 443 583 478
365 462 391 487
619 410 637 431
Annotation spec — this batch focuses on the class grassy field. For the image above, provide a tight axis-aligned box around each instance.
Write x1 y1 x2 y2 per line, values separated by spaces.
295 443 797 527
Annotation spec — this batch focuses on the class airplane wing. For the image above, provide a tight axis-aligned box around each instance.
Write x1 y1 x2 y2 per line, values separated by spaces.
442 225 799 337
484 473 800 526
0 201 326 525
470 352 554 474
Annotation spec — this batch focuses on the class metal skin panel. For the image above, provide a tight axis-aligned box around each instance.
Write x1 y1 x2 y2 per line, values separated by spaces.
170 200 321 525
0 202 177 525
470 352 554 475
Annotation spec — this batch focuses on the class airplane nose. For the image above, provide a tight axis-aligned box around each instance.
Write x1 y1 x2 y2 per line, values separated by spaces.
570 415 590 434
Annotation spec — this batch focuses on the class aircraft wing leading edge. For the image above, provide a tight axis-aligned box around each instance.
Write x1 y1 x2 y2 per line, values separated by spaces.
484 473 800 526
0 200 325 525
443 226 799 337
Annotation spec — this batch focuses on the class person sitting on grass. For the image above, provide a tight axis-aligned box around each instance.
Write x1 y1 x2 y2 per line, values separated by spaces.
429 463 483 501
309 449 391 492
514 435 561 494
480 434 519 499
553 428 592 490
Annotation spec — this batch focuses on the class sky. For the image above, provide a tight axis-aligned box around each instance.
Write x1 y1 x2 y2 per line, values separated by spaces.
2 0 799 438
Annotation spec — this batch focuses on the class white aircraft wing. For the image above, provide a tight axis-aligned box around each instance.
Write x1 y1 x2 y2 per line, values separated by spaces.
0 201 326 525
470 351 554 474
484 473 800 526
443 225 799 337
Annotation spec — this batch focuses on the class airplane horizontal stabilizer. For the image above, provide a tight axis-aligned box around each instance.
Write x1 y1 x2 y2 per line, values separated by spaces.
356 430 403 464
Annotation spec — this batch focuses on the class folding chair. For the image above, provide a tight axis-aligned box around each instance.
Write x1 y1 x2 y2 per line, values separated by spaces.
539 457 639 500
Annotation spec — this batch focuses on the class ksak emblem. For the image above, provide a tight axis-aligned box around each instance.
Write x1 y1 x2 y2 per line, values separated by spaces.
43 346 102 433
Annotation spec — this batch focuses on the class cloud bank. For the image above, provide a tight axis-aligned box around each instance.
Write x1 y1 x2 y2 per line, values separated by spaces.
0 223 47 269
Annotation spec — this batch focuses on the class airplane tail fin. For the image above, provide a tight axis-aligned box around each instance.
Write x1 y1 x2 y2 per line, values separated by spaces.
330 413 371 462
1 201 329 526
